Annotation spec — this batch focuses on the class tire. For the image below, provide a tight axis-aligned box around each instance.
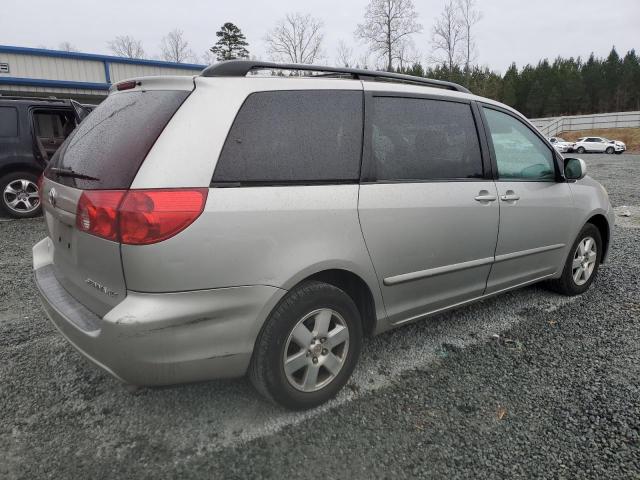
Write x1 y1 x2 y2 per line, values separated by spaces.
249 280 363 410
0 171 42 219
576 147 586 154
605 147 615 154
548 223 602 296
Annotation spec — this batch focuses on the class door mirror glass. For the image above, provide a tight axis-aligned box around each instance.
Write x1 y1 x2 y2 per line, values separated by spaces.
564 158 587 180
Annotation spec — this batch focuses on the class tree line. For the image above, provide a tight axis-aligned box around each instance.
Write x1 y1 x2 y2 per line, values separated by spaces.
55 0 638 118
398 48 640 118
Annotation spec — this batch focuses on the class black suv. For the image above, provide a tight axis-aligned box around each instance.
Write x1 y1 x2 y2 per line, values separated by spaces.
0 96 92 218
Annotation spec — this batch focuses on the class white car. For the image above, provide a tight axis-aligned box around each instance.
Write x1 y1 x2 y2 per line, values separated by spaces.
548 137 574 153
604 138 626 155
573 137 625 154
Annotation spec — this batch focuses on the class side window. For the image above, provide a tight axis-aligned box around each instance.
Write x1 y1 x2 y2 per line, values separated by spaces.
212 90 362 184
33 111 75 140
482 107 555 181
370 97 483 181
0 107 19 137
34 113 56 138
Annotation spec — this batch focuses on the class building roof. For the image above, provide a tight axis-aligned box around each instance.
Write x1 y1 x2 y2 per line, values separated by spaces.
0 45 206 70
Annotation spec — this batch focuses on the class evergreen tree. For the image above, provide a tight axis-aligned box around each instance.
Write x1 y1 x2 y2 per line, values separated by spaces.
364 46 640 117
210 22 249 61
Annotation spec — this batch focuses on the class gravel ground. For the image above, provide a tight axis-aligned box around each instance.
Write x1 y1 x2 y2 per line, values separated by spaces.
1 154 639 479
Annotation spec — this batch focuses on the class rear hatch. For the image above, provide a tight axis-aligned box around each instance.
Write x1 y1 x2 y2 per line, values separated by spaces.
41 79 193 317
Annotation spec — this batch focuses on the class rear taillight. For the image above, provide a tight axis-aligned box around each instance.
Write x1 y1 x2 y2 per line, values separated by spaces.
75 189 207 245
76 191 125 241
119 189 208 245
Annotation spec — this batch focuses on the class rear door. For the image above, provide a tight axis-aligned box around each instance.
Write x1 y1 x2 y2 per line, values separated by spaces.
480 105 574 293
358 91 499 325
41 85 191 316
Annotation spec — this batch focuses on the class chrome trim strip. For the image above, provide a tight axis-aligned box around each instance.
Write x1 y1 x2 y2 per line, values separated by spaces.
494 243 565 263
383 256 494 286
392 273 555 326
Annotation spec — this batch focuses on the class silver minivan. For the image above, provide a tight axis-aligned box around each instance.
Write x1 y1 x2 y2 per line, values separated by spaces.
33 61 614 409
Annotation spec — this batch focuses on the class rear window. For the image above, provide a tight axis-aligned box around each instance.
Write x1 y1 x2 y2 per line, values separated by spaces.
0 107 18 137
212 90 363 185
46 90 189 189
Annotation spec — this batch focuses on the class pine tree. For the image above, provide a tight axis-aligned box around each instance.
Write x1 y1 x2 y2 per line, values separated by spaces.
210 22 249 61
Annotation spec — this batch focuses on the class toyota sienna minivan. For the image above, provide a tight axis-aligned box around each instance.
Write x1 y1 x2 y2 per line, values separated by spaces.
33 61 614 409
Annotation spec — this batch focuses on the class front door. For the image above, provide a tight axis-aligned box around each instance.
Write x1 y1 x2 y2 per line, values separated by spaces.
481 106 575 293
358 93 499 325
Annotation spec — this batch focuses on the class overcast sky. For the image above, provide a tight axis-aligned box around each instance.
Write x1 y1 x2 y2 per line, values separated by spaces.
2 0 638 73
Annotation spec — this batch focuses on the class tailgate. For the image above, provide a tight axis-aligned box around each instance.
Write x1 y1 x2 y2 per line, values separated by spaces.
40 179 126 317
38 79 194 317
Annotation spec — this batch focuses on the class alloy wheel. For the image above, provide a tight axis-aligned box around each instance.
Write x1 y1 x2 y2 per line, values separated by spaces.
572 236 597 286
3 179 40 214
283 308 350 392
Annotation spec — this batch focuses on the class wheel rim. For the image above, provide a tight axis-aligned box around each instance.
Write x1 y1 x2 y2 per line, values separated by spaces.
572 236 597 286
3 179 40 214
283 308 350 393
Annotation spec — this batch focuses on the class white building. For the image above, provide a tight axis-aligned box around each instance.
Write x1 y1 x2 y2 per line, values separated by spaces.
0 45 205 103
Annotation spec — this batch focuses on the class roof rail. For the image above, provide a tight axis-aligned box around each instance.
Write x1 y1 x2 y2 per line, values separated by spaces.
200 60 471 94
0 94 66 103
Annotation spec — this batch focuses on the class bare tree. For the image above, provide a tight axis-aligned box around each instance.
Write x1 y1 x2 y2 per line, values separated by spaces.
430 0 463 72
201 49 216 65
58 41 78 52
355 0 422 72
395 38 421 71
457 0 482 73
160 29 196 63
264 13 324 64
108 35 145 59
336 40 354 67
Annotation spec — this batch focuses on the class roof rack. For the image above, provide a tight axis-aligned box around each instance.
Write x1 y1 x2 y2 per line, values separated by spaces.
201 60 471 94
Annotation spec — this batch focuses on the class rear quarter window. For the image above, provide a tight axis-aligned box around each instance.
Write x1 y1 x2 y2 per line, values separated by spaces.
0 107 18 137
212 90 363 184
46 90 189 189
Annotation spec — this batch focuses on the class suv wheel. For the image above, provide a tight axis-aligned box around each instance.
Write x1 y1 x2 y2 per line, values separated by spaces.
250 280 363 410
0 171 41 219
605 146 614 154
576 146 586 154
548 223 601 296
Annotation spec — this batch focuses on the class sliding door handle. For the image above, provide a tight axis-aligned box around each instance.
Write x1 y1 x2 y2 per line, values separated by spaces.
500 192 520 202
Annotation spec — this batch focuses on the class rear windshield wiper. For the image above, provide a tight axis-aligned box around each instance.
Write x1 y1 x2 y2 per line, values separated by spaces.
49 167 100 182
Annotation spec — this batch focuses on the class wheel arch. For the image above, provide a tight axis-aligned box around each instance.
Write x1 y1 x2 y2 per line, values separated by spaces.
303 269 378 337
0 163 43 180
586 213 611 262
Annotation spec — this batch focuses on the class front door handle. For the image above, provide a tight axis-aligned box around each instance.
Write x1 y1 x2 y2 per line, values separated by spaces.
500 190 520 202
475 190 497 203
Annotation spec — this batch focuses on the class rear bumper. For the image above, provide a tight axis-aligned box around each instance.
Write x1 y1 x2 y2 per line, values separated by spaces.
33 237 287 386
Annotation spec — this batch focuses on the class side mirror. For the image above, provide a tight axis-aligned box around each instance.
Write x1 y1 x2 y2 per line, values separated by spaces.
564 158 587 181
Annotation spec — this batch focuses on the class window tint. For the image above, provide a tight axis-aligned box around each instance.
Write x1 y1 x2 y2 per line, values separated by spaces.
212 91 362 184
370 97 483 181
33 111 75 139
483 107 555 181
46 90 189 189
0 107 18 137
